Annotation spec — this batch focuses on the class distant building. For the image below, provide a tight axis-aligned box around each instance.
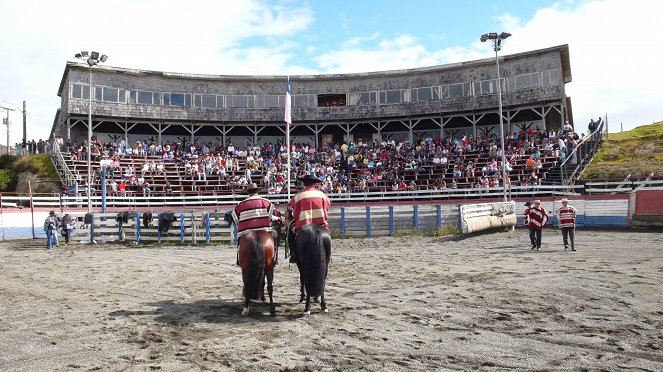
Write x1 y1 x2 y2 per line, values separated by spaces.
52 44 572 147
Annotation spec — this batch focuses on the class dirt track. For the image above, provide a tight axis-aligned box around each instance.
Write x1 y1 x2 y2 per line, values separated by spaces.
1 229 662 371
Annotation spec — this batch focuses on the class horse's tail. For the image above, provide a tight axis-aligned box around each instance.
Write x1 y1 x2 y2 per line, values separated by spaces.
304 226 327 298
244 234 265 301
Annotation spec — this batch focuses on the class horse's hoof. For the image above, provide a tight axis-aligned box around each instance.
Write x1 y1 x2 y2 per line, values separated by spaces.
260 297 266 302
322 308 328 313
314 297 320 303
299 296 305 304
304 310 310 315
270 309 276 316
242 308 249 316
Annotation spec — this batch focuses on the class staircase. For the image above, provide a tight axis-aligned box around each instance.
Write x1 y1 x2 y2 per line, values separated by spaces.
547 117 605 185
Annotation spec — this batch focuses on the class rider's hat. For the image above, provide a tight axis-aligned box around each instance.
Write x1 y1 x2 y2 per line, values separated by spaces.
246 183 260 193
297 173 322 184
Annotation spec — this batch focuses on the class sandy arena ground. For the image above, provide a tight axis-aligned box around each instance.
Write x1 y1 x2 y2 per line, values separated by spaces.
1 229 662 371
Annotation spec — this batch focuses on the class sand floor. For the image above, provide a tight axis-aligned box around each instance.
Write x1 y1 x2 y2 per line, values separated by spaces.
0 229 662 371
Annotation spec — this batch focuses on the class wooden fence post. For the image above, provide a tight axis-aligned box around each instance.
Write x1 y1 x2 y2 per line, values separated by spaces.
389 206 394 237
180 212 185 244
366 206 371 237
413 205 419 232
340 207 346 239
136 212 141 244
205 212 211 244
436 204 442 229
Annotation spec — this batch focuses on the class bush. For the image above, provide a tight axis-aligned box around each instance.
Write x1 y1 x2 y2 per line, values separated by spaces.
0 168 17 191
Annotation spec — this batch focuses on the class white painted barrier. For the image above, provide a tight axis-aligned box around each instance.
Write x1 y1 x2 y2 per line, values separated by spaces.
459 201 517 234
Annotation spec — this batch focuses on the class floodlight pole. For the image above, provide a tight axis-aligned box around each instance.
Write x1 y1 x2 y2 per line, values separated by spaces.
0 100 27 155
481 32 511 202
2 108 13 155
75 51 108 213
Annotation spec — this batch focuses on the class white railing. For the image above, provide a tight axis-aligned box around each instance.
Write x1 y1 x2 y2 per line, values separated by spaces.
0 184 582 210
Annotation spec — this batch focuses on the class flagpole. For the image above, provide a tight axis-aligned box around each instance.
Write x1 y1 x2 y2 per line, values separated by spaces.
285 76 291 203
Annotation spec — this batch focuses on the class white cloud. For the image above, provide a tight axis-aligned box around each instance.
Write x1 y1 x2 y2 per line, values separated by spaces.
314 0 663 131
0 0 314 143
495 0 663 130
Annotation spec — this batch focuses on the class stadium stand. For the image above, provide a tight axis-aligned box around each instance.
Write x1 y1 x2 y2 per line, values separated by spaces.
55 124 596 197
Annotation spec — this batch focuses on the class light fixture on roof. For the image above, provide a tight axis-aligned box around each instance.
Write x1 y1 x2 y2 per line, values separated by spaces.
480 32 511 202
74 50 109 214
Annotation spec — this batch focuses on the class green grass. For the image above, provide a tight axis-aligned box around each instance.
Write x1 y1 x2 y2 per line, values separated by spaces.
0 154 61 191
582 121 663 179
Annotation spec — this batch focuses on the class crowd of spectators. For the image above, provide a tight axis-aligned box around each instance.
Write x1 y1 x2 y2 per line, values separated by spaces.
58 120 591 196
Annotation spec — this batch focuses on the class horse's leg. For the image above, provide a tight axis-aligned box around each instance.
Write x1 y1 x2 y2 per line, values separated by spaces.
260 275 266 302
304 294 311 315
267 269 275 315
320 290 327 313
298 262 306 303
242 298 250 316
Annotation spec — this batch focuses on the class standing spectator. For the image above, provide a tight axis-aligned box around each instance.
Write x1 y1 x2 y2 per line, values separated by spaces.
528 200 548 250
43 210 58 250
556 198 577 251
61 213 73 245
523 201 532 229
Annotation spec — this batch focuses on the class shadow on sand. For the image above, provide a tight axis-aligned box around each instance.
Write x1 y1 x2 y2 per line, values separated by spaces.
109 298 306 324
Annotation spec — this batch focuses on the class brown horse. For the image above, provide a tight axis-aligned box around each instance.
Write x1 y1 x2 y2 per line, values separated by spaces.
238 230 276 316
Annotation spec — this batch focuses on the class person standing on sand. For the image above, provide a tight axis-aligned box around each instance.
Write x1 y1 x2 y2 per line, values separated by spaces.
529 200 548 250
61 213 73 245
523 201 534 247
43 210 58 250
556 198 577 251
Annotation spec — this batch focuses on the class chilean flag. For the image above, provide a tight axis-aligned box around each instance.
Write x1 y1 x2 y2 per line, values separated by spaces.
284 77 292 132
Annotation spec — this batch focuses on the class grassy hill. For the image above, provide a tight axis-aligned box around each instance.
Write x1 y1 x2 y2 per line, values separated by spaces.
0 154 60 192
582 121 663 179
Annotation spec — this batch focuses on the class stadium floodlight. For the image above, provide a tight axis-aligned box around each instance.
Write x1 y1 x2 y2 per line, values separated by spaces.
74 50 109 213
481 32 511 202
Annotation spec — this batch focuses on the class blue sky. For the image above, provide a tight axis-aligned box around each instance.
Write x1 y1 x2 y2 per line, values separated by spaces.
1 0 662 144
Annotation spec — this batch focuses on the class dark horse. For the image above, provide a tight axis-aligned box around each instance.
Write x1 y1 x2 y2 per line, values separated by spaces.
295 224 331 314
238 230 276 315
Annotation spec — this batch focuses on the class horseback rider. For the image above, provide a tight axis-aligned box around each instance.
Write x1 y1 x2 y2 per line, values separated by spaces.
231 182 275 265
287 174 332 263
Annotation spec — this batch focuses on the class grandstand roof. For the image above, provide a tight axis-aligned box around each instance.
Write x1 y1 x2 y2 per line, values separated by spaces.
57 44 571 97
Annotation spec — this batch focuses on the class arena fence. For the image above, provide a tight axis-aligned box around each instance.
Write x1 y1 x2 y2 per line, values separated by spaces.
0 184 582 211
2 193 639 242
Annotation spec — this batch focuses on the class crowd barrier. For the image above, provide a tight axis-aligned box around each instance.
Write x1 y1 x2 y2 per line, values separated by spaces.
0 194 646 242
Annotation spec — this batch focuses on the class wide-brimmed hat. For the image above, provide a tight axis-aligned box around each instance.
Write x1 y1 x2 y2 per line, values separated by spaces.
524 201 531 207
246 183 260 193
297 174 322 184
49 210 55 215
561 198 569 203
533 199 541 204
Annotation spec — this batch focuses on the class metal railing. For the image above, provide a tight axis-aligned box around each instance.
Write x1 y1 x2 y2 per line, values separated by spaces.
559 117 606 185
49 142 78 188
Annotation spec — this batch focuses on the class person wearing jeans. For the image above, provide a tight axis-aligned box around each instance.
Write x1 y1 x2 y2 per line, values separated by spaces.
43 211 57 250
